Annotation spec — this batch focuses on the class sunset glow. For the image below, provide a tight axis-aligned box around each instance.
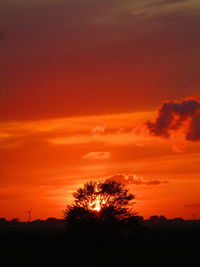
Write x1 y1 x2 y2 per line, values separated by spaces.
88 196 105 212
1 0 200 222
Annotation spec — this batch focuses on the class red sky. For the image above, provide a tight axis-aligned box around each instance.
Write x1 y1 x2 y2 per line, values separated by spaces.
0 0 200 221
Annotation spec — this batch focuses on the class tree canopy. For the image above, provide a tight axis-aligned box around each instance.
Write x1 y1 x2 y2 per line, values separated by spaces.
64 179 136 229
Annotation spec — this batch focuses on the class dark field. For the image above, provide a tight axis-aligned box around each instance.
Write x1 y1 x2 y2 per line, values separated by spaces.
1 220 199 267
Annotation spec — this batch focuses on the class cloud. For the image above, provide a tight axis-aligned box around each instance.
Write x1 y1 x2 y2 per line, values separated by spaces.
146 95 200 141
156 0 190 6
91 125 106 135
0 111 156 149
82 151 110 159
107 174 169 186
171 142 186 153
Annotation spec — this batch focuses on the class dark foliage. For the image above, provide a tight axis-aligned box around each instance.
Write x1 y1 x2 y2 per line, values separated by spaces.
0 219 200 267
64 179 139 237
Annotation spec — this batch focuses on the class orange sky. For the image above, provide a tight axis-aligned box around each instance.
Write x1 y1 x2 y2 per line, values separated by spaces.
1 109 200 220
0 0 200 220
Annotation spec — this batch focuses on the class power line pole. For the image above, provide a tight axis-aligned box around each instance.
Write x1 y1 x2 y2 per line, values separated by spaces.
25 209 32 222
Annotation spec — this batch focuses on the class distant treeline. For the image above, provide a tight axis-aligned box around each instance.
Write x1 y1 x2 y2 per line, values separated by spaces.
0 215 200 229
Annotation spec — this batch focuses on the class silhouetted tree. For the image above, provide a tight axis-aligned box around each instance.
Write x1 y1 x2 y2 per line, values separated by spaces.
64 179 136 235
11 218 20 223
0 218 7 223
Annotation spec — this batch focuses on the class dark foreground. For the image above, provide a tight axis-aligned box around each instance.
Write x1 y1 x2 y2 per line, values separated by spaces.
1 221 199 267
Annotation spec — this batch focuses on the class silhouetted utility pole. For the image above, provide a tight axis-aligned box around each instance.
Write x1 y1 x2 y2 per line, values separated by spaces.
25 209 32 222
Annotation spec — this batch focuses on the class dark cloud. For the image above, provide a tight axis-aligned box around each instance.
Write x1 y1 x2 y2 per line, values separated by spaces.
108 174 169 186
147 96 200 141
186 116 200 141
156 0 189 6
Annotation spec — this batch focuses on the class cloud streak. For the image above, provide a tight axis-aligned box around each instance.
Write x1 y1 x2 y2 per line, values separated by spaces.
108 174 169 186
82 151 110 159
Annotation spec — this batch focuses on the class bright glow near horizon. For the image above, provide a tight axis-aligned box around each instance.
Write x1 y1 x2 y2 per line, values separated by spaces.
0 0 200 221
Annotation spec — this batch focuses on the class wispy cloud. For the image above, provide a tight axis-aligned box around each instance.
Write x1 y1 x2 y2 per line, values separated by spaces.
156 0 191 6
0 111 156 149
107 174 169 186
82 151 110 159
91 125 106 135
